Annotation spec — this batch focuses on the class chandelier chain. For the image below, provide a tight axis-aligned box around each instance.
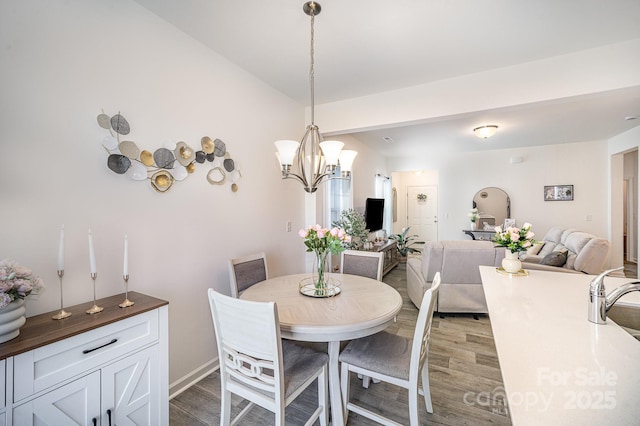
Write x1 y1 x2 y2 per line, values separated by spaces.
309 9 315 125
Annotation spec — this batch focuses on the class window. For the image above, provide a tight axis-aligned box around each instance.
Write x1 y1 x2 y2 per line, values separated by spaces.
325 166 353 227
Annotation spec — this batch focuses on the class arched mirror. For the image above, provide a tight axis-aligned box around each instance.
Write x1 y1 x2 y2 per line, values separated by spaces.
472 187 511 230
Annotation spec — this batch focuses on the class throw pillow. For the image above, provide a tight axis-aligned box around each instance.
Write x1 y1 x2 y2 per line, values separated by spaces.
540 250 568 267
527 242 545 255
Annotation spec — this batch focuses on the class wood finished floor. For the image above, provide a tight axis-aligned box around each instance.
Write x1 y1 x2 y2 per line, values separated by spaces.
169 263 512 425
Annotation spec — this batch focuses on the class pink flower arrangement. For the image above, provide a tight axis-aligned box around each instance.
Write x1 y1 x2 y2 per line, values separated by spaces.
299 225 351 255
493 223 537 253
0 259 44 309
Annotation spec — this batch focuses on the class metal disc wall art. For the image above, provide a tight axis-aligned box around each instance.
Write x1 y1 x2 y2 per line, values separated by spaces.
97 110 242 193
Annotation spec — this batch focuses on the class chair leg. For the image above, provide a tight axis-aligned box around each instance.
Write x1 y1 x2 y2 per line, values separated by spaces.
408 386 419 426
420 366 433 413
318 366 329 426
362 375 371 388
340 362 351 420
361 375 381 388
220 387 232 426
275 406 285 426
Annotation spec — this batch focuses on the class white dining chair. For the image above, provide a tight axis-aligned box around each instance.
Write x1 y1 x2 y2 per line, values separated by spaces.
339 272 442 425
340 249 386 388
228 252 268 298
208 289 329 426
340 249 384 281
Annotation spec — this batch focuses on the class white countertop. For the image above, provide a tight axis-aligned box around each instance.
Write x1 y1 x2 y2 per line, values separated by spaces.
480 266 640 425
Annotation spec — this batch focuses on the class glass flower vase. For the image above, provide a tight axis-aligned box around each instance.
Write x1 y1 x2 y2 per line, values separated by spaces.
312 250 330 295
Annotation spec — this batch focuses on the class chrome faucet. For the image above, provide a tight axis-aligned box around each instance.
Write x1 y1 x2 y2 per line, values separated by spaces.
588 266 640 324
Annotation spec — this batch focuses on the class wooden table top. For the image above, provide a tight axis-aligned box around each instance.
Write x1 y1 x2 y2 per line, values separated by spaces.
241 273 403 342
0 292 168 360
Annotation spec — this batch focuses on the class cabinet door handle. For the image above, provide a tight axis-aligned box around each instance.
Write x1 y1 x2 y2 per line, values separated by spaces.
92 418 97 426
107 408 112 426
83 338 118 354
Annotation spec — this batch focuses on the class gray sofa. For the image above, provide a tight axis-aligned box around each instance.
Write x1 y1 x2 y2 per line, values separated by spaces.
521 227 610 274
406 240 504 313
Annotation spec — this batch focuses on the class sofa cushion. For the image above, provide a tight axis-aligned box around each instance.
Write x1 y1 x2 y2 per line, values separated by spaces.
574 238 611 274
544 227 565 244
564 232 595 255
538 242 557 257
540 250 568 267
527 242 545 255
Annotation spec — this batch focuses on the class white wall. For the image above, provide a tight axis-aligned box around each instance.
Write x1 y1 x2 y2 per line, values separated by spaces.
387 140 609 243
0 0 308 393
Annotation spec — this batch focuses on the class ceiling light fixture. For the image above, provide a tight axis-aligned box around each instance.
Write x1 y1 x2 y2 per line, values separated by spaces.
274 2 356 193
473 125 499 139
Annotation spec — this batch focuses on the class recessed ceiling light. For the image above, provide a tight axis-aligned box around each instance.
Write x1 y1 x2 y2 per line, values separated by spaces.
625 116 637 121
383 136 394 143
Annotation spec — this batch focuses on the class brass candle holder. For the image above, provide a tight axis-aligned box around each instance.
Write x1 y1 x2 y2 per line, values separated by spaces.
119 274 134 308
52 270 72 320
86 272 103 314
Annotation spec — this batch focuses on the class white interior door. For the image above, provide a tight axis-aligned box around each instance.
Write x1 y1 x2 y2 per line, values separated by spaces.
407 186 438 243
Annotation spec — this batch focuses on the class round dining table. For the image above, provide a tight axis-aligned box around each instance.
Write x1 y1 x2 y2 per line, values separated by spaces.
240 272 403 426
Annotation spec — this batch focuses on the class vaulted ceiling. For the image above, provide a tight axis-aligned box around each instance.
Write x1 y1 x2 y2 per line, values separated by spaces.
134 0 640 154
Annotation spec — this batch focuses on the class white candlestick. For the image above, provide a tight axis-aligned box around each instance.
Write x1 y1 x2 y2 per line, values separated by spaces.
88 229 96 274
57 225 65 271
123 234 129 276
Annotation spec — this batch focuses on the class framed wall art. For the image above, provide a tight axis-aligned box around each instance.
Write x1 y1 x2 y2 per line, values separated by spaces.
544 185 574 201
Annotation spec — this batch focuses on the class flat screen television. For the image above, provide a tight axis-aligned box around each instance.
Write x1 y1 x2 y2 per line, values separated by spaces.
364 198 384 231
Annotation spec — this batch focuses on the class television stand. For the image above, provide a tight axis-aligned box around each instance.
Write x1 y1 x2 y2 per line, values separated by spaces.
365 240 399 277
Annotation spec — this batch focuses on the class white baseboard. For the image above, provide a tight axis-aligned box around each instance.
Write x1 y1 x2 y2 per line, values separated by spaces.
169 358 220 400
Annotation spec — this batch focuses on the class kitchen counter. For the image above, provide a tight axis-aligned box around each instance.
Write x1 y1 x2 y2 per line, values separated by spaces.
480 266 640 425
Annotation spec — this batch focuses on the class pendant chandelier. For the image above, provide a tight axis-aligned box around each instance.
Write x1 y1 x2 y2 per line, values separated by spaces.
274 1 357 193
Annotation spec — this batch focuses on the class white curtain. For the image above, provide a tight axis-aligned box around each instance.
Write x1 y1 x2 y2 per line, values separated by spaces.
375 174 392 236
324 165 353 228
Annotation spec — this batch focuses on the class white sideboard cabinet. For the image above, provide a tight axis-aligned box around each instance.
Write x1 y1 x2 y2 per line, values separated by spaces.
0 292 168 425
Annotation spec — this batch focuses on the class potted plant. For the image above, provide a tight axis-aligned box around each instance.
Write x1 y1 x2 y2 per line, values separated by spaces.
389 227 424 261
467 208 479 230
0 259 44 342
332 208 369 250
